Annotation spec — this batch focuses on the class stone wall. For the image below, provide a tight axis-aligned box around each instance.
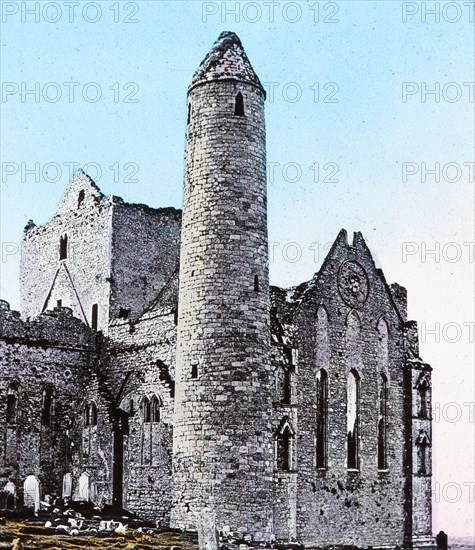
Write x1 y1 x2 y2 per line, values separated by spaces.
109 201 181 322
0 300 112 509
106 274 178 523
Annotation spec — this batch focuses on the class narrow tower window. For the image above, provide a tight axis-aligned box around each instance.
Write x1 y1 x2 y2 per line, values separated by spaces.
254 275 259 292
41 388 53 426
59 235 68 260
84 404 90 426
282 368 291 404
191 364 198 379
378 374 388 470
347 370 360 469
57 299 62 308
187 102 192 124
277 425 292 471
91 304 98 330
316 369 328 468
234 92 244 116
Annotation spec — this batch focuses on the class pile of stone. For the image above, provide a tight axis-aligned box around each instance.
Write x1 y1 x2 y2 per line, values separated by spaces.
21 500 161 539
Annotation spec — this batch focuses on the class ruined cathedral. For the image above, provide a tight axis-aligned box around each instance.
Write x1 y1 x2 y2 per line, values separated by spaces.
0 33 434 548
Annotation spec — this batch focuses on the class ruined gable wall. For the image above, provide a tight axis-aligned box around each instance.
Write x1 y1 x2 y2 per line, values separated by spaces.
110 203 181 322
292 232 408 548
0 301 112 506
20 174 112 333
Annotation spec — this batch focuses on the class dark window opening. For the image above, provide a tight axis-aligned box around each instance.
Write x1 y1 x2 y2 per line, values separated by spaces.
418 379 429 418
418 442 428 475
59 235 68 260
347 370 359 469
143 397 151 423
151 396 160 423
316 369 328 468
377 419 386 469
187 103 192 124
118 308 130 319
191 364 198 379
173 308 178 326
57 299 62 308
6 393 17 424
130 399 134 415
277 426 292 471
378 374 388 469
90 402 97 426
91 304 98 330
42 388 53 426
347 431 358 469
234 92 244 116
84 405 90 426
254 275 259 292
78 190 85 208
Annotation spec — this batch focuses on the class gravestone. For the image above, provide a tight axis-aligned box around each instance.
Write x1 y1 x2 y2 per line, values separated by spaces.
436 530 448 550
23 476 40 513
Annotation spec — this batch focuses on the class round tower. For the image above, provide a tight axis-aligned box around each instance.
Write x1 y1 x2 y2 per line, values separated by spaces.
172 32 274 541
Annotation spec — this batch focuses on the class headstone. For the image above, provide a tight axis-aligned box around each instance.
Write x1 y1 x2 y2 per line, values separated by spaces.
436 530 448 550
62 473 72 498
5 482 15 495
78 472 90 501
23 476 40 513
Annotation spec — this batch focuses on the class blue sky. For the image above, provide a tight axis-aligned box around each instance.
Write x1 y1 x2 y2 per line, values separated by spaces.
1 0 474 537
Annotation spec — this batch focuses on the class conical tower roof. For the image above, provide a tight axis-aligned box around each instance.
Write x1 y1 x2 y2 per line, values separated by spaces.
190 32 264 93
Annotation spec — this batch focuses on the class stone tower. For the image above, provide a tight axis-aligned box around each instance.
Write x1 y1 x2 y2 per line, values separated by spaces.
172 32 274 542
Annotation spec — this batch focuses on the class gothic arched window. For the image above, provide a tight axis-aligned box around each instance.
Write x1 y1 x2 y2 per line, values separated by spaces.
84 402 97 427
234 92 244 116
347 370 360 469
90 402 97 426
416 431 430 475
151 395 161 423
143 396 151 423
275 419 294 471
316 369 328 468
378 374 388 470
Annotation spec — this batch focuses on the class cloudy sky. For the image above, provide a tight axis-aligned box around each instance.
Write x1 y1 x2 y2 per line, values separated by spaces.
1 0 473 537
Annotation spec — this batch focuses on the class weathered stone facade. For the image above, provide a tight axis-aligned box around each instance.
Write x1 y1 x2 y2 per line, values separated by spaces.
0 32 434 549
